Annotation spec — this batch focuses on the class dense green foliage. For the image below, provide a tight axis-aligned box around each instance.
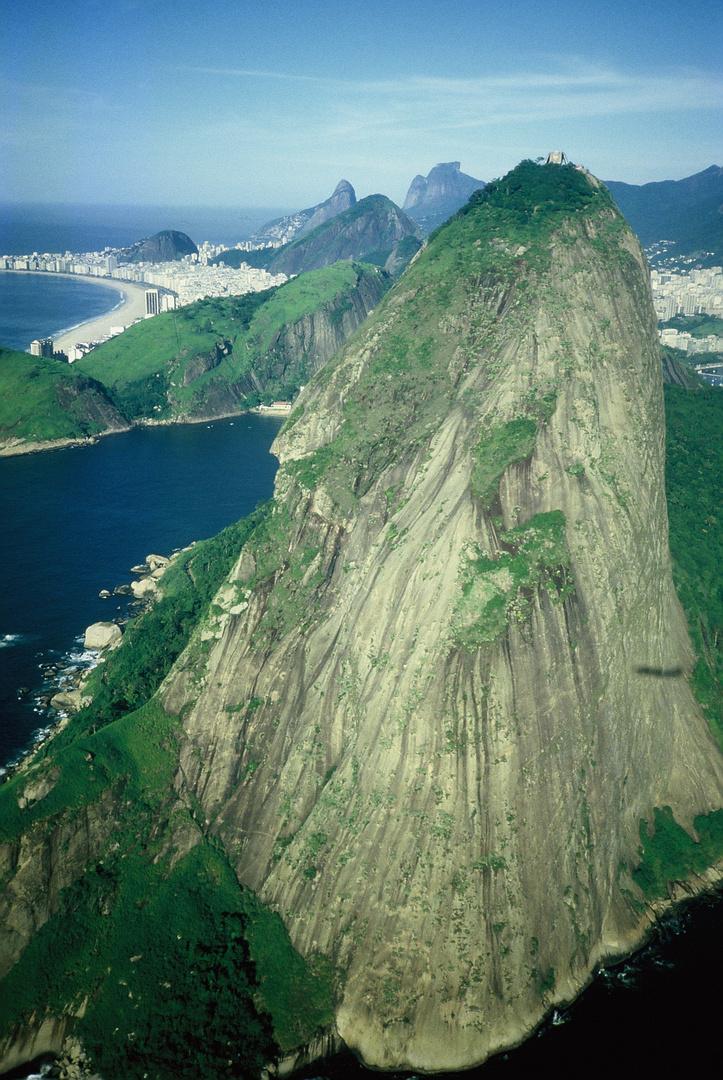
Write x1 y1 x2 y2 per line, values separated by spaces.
77 262 385 421
0 792 332 1077
0 347 118 442
661 313 723 339
631 385 723 898
0 494 333 1069
441 160 615 241
664 385 723 749
633 806 723 899
75 507 269 731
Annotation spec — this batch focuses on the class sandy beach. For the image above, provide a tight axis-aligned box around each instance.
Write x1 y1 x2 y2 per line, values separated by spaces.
35 273 151 353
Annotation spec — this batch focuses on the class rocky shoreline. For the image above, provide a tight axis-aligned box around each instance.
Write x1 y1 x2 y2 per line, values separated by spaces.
1 549 186 786
0 406 284 459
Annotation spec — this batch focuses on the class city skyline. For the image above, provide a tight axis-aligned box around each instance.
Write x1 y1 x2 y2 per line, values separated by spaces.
2 0 722 209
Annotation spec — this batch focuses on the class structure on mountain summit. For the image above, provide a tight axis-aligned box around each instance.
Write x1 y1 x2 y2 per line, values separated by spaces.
545 150 570 165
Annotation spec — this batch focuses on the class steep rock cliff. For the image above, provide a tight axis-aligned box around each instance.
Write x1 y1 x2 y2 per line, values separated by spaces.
404 161 486 231
1 162 722 1077
168 263 390 421
162 162 723 1070
235 197 421 278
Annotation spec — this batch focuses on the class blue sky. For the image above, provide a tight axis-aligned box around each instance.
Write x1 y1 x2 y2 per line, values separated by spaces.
2 0 721 208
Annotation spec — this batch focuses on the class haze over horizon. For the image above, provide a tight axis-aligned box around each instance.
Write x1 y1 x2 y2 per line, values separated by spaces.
2 0 721 210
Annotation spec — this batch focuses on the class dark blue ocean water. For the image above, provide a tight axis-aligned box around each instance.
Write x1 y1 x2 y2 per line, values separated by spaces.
0 202 291 256
0 272 124 352
0 416 283 769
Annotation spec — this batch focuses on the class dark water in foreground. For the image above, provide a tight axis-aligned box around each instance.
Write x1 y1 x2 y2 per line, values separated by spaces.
0 415 282 769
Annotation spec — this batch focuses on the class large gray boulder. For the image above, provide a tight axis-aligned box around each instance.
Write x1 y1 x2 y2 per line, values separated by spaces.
84 622 122 650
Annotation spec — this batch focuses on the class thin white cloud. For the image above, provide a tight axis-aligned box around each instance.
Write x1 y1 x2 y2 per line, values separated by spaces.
180 62 723 120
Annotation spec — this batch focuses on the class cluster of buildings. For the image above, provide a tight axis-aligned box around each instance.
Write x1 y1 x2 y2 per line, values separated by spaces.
650 262 723 324
0 246 286 309
1 240 288 356
136 257 286 306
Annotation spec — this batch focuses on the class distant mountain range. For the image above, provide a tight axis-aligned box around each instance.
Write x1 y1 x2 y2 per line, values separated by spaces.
214 195 422 278
605 165 723 260
403 161 486 231
254 180 357 244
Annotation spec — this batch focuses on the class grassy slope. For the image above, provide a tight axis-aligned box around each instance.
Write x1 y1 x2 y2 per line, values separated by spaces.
78 262 384 420
0 347 110 442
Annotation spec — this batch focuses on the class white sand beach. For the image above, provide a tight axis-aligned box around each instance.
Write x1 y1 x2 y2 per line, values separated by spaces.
45 274 150 353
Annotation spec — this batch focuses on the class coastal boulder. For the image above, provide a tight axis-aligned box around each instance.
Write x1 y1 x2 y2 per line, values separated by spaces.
131 577 158 599
83 622 122 650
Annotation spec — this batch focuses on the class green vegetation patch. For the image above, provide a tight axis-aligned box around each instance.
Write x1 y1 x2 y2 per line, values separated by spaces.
0 835 333 1079
0 347 115 442
665 385 723 749
452 510 572 649
661 313 723 339
633 805 723 900
471 417 538 505
0 699 178 842
78 263 386 421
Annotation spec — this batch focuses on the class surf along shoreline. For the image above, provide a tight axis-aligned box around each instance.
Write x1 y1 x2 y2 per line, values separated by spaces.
0 269 150 354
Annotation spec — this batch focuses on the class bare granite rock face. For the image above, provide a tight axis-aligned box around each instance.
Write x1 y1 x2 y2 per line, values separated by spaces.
83 622 122 650
1 164 721 1077
162 167 723 1070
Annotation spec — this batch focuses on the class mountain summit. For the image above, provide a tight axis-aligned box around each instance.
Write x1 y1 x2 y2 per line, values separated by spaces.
118 229 198 263
220 194 421 277
168 161 723 1067
254 180 357 244
403 160 485 230
1 161 722 1078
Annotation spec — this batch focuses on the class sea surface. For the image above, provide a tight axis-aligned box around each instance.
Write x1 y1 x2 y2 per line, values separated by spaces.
0 201 291 256
0 415 283 770
0 272 124 352
2 215 722 1078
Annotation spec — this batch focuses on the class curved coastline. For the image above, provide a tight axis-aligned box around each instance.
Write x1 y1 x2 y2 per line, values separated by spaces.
0 269 150 352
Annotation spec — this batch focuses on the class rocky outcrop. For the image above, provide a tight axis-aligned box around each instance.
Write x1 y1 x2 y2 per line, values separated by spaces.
181 340 232 386
247 197 421 278
172 264 390 422
119 230 198 264
162 163 723 1071
298 180 357 236
1 162 722 1078
83 622 122 650
403 161 485 231
54 376 129 434
255 180 357 244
